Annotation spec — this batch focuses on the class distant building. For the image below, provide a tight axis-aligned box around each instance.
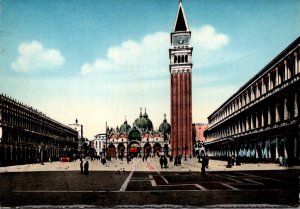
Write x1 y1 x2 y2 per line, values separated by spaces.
68 119 84 150
192 123 208 156
106 108 171 158
0 94 78 166
192 123 208 142
93 133 107 156
205 37 300 164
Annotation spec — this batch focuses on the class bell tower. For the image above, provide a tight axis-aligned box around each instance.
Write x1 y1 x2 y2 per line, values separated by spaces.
169 0 193 157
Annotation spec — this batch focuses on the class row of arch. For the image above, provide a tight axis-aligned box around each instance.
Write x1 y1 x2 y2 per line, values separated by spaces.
209 51 299 127
206 136 299 164
106 142 167 158
207 89 299 140
0 145 60 165
174 55 188 64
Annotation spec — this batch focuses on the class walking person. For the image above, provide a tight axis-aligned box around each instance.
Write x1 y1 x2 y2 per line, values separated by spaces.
84 161 89 175
163 156 168 168
160 156 164 168
80 160 84 174
200 156 207 177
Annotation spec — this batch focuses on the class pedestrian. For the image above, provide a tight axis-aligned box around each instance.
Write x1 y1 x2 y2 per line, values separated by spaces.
127 156 130 164
160 156 164 168
163 156 168 168
205 154 209 168
201 157 207 177
84 161 89 175
174 156 178 166
80 160 84 174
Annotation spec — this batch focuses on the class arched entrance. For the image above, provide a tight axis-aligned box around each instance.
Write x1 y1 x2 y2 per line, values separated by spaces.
107 144 116 158
144 143 151 157
117 143 125 159
153 143 162 157
128 127 142 157
128 141 141 157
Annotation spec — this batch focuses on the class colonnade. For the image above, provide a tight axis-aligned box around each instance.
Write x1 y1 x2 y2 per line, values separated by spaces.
205 38 300 165
0 94 78 166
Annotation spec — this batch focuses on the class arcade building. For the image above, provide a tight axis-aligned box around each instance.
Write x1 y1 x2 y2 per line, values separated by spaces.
205 37 300 165
105 108 171 158
0 94 78 166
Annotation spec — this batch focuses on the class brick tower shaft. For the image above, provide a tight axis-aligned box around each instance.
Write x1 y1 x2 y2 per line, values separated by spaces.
169 1 193 157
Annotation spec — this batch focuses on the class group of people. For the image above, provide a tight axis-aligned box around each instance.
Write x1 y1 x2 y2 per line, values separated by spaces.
173 156 182 166
80 160 89 175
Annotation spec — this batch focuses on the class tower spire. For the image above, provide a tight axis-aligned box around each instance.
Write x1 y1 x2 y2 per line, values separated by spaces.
173 0 189 32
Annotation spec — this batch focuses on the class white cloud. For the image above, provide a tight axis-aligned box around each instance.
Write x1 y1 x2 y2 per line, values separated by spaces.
191 25 229 50
11 41 65 72
80 25 230 76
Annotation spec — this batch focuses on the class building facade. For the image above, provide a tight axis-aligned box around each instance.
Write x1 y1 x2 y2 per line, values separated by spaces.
192 123 208 156
205 37 300 165
105 109 171 158
0 94 78 166
169 0 193 157
93 133 106 156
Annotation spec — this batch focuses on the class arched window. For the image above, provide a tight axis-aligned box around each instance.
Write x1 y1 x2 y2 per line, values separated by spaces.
178 56 181 63
174 56 177 63
181 55 184 63
185 55 188 63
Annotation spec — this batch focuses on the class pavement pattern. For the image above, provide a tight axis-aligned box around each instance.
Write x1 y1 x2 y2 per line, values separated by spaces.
0 157 299 208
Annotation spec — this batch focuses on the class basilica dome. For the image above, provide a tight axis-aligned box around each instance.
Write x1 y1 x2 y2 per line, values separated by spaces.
120 119 131 133
159 114 171 134
134 108 153 131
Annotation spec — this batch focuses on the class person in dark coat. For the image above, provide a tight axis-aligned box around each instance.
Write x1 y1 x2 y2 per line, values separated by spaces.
160 156 164 168
163 156 168 168
80 160 84 174
201 157 207 177
84 161 89 175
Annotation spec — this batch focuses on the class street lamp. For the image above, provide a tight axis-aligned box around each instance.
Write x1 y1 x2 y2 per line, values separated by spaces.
184 144 188 161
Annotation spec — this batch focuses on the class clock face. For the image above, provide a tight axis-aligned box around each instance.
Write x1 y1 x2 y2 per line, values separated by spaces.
173 34 189 46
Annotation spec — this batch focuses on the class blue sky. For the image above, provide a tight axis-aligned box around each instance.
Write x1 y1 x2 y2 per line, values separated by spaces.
1 0 299 139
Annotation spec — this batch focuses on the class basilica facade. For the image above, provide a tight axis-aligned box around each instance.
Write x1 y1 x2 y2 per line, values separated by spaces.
105 109 171 158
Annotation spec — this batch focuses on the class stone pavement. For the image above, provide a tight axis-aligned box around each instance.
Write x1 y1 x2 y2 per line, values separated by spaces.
0 157 298 173
0 157 299 208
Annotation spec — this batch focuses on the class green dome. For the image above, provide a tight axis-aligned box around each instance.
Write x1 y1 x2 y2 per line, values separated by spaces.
120 119 131 133
159 114 171 134
134 108 153 131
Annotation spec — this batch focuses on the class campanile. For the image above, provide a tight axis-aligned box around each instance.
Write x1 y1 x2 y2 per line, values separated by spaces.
169 0 193 157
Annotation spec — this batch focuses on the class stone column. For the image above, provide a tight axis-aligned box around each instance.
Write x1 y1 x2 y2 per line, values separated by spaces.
275 138 279 159
268 73 272 91
284 138 288 158
245 116 249 131
268 105 271 125
275 102 280 123
284 96 289 120
295 91 298 117
297 52 300 74
261 109 264 127
284 60 288 81
255 112 258 128
262 78 265 94
256 84 260 98
275 67 279 86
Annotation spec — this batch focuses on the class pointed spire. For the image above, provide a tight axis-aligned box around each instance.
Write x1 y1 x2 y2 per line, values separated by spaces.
173 0 190 32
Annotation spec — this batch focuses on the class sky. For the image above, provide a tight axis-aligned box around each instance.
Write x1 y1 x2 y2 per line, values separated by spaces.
0 0 299 139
